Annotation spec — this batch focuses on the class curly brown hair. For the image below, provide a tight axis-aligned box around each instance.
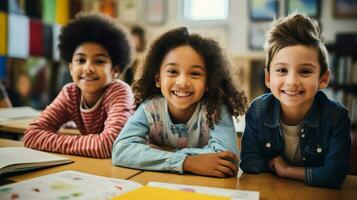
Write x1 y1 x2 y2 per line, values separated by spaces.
133 27 247 128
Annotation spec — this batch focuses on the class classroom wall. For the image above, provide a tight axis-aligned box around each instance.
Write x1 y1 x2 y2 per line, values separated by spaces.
118 0 357 56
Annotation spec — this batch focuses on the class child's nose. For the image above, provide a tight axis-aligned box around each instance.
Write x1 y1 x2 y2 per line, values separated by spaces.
175 75 189 87
83 62 95 73
286 73 300 85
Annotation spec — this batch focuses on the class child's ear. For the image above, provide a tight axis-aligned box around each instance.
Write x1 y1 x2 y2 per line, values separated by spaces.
155 74 160 88
318 70 330 89
264 68 270 89
111 65 120 79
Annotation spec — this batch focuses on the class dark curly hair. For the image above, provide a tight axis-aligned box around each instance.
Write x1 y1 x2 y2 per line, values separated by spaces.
133 27 247 128
58 12 133 72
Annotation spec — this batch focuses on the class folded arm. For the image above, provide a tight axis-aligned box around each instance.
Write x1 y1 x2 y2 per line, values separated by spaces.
24 88 134 158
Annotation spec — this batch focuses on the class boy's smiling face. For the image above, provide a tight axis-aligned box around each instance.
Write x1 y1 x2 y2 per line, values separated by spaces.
69 42 118 105
265 45 329 116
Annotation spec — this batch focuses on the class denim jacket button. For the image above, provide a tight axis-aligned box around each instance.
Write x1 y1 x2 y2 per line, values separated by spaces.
302 157 306 161
301 129 304 133
317 147 322 153
301 134 305 138
266 143 271 148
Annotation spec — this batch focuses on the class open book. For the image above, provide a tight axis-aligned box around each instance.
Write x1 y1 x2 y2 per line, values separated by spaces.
0 170 259 200
0 147 72 175
0 107 40 122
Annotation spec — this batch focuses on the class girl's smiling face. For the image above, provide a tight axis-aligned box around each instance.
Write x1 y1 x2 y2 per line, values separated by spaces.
155 45 207 123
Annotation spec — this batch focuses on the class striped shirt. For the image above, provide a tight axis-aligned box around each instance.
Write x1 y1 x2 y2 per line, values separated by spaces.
24 80 135 158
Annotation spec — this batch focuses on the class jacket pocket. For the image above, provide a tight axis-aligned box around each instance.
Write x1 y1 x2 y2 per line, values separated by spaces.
304 144 325 166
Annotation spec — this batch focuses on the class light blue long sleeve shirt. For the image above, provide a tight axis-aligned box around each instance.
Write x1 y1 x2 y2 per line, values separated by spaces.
112 97 239 173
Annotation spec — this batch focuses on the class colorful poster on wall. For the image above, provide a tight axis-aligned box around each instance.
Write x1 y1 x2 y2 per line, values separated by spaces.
52 24 61 60
55 0 69 25
29 19 44 56
42 0 55 23
43 23 53 59
0 12 7 56
8 13 29 59
0 56 6 80
8 0 26 15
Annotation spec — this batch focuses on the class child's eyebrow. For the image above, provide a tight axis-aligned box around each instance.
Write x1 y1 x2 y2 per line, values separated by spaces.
300 63 318 68
94 53 110 57
73 53 109 58
190 65 205 70
271 62 288 67
73 53 86 56
163 63 179 67
162 63 205 70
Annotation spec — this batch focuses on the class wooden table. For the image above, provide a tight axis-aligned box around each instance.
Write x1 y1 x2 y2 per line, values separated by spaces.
129 171 357 200
0 118 80 135
0 139 141 182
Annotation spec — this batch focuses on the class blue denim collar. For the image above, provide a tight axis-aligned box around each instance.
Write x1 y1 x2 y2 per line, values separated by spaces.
263 97 281 128
263 91 322 129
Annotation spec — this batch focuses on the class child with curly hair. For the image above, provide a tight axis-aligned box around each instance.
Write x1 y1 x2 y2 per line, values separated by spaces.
24 13 135 158
112 27 247 177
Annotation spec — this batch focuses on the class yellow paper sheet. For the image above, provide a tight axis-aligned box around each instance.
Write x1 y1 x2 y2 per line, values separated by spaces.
113 186 229 200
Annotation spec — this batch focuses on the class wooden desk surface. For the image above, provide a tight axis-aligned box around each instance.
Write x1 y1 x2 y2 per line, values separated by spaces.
129 171 357 200
0 139 141 182
0 118 80 135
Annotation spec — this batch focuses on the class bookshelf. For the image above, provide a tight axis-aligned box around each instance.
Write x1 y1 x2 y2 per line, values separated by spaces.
325 33 357 175
325 33 357 129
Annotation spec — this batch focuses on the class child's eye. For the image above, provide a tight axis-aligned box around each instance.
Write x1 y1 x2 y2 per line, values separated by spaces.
166 69 178 75
275 68 287 74
95 59 106 65
75 58 86 64
191 71 202 77
300 69 313 76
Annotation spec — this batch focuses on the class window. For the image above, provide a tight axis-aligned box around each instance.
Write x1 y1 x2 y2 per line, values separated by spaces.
183 0 229 21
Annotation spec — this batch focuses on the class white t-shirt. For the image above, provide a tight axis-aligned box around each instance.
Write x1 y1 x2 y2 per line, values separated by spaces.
280 121 303 165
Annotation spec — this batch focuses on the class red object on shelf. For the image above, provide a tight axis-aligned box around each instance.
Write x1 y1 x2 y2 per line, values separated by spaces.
29 19 44 56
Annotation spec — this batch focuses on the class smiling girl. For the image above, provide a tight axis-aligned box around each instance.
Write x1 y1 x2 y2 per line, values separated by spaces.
112 27 247 177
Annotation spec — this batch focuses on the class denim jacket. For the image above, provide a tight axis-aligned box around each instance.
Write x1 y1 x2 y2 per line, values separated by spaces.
240 91 351 188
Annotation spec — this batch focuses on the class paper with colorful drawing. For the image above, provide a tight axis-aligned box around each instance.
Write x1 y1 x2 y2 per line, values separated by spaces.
0 170 258 200
0 170 141 200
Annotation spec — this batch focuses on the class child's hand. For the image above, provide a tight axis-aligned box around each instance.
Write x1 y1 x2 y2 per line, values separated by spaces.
268 156 289 177
183 151 238 177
